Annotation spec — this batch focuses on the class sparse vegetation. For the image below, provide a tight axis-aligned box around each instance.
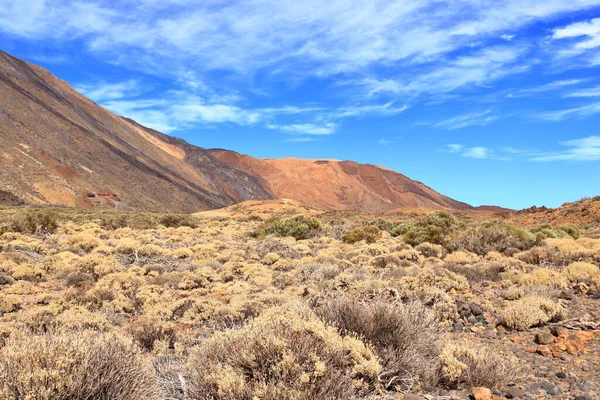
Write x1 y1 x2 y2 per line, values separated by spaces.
250 215 321 240
0 206 598 398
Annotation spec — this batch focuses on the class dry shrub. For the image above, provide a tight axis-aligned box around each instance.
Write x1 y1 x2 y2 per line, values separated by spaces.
127 318 176 352
415 242 444 258
342 226 382 244
444 251 479 265
501 267 568 289
158 214 199 228
440 342 519 389
173 247 193 259
0 331 161 400
400 267 469 298
61 233 102 252
444 261 505 283
184 303 380 400
115 238 142 254
0 295 22 313
250 215 321 240
500 295 564 331
516 240 598 266
448 223 537 256
316 298 444 391
0 209 59 235
564 261 598 282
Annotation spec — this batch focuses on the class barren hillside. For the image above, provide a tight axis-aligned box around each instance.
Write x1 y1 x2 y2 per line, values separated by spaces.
209 149 472 213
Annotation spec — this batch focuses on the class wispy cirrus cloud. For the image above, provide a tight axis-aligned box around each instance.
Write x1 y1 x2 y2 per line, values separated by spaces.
433 110 498 130
439 144 493 159
533 101 600 121
552 18 600 65
564 85 600 97
443 136 600 162
3 0 600 139
532 136 600 161
507 79 588 98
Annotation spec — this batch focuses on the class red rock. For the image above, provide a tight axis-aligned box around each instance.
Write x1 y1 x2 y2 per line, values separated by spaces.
525 346 537 353
472 386 493 400
575 331 596 342
536 345 552 357
510 335 525 344
551 342 567 358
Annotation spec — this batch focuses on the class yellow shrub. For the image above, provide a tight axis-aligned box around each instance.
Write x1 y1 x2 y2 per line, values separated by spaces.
61 233 103 252
173 247 193 259
501 268 568 289
0 294 22 313
564 261 598 282
138 243 169 258
440 342 519 388
262 252 280 265
185 303 380 399
5 281 41 295
501 295 564 330
0 331 161 400
115 238 141 254
56 306 111 332
10 263 44 281
445 250 479 265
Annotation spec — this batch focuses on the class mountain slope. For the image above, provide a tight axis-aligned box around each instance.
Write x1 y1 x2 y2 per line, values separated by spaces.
208 149 472 212
0 50 470 213
0 50 272 212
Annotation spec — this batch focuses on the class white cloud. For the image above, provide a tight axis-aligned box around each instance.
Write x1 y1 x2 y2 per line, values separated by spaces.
76 80 141 102
269 123 337 136
2 0 600 94
335 103 408 118
532 136 600 161
444 144 464 153
285 137 316 143
443 137 600 162
440 144 492 159
507 79 588 98
377 139 392 145
552 18 600 63
463 146 491 159
564 85 600 97
534 101 600 121
434 110 498 130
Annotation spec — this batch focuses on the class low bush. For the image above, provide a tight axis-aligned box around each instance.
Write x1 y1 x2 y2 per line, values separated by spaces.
250 215 321 240
127 318 176 352
500 295 564 331
0 331 161 400
158 214 199 228
184 303 380 400
447 223 538 256
316 298 443 391
342 226 382 244
564 261 598 282
0 209 59 235
440 343 519 389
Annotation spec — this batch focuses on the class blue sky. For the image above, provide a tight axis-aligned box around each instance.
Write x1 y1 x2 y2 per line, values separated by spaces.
1 1 600 209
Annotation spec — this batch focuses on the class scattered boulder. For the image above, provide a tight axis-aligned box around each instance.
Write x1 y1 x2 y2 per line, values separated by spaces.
472 386 493 400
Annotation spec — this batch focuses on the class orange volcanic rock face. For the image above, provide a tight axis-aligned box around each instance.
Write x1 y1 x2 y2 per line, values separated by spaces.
208 150 472 213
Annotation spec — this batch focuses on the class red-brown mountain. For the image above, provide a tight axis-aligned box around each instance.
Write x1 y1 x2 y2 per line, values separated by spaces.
0 50 471 213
